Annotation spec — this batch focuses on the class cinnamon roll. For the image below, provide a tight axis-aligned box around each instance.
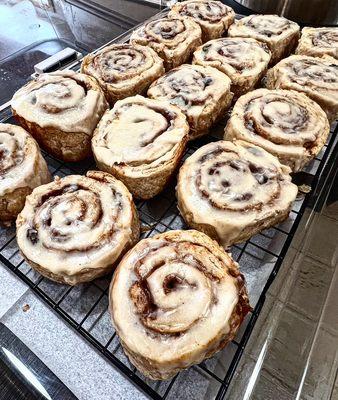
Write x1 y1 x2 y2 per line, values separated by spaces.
0 123 51 225
168 0 235 42
92 95 189 199
266 55 338 122
296 27 338 60
176 140 298 247
228 14 300 65
81 44 164 106
110 229 250 380
16 171 139 285
147 64 233 139
130 17 202 71
225 89 330 172
11 71 108 162
192 37 271 98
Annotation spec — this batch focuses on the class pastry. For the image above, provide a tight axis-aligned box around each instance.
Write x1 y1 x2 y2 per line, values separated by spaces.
92 95 189 199
11 70 108 162
228 14 300 65
16 171 139 285
81 43 164 106
0 123 51 225
296 27 338 59
147 64 233 139
225 89 330 172
266 55 338 122
192 37 271 98
169 0 235 42
176 140 298 247
130 17 202 71
110 229 250 380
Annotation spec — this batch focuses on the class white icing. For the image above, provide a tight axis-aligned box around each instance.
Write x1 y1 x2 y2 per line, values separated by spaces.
177 140 298 246
225 88 329 171
16 172 134 281
193 37 271 81
148 64 232 128
0 123 50 196
11 70 108 135
92 96 188 176
111 230 241 366
228 14 299 44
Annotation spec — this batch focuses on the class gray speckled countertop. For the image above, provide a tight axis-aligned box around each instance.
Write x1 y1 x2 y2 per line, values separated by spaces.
0 263 146 400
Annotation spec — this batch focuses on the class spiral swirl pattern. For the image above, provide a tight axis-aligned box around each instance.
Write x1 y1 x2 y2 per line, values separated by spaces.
92 95 189 198
81 44 164 105
177 140 297 246
11 71 108 161
130 17 202 70
266 55 338 122
193 37 271 97
16 171 139 285
169 0 235 41
228 14 300 64
225 89 330 171
147 64 232 138
110 229 249 380
0 124 51 223
296 27 338 60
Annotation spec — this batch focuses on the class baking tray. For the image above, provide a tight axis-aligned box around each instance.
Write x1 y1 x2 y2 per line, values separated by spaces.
1 10 338 400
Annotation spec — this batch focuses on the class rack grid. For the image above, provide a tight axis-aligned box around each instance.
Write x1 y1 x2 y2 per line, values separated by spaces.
1 9 338 397
1 112 337 399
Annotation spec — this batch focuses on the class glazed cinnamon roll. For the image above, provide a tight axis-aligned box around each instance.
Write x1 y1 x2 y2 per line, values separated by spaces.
11 71 108 162
0 124 51 225
130 17 202 71
266 55 338 122
225 89 330 172
296 27 338 59
228 14 300 65
16 171 139 285
192 37 271 98
110 229 250 380
169 0 235 42
92 95 189 199
81 44 164 106
147 64 233 139
177 140 298 247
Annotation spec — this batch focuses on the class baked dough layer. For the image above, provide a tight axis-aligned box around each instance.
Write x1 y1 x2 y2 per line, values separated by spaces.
177 140 298 247
225 89 330 172
296 27 338 59
130 17 202 71
110 229 250 380
266 55 338 122
92 95 189 199
16 171 139 285
228 14 300 65
81 43 164 106
148 63 233 139
169 0 235 42
0 123 51 224
193 37 271 98
11 71 108 161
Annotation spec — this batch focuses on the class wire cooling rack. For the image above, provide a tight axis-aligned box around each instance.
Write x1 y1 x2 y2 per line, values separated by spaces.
1 110 337 399
1 10 338 398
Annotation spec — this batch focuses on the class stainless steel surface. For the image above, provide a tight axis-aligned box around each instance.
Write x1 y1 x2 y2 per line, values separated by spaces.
233 0 338 25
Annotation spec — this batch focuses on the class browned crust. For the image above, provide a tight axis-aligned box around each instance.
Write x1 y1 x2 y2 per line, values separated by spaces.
177 196 291 248
81 53 165 107
0 186 31 225
109 229 250 380
93 137 188 199
12 112 92 162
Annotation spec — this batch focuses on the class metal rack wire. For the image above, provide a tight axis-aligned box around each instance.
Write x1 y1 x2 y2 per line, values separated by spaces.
1 9 338 398
0 111 337 399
